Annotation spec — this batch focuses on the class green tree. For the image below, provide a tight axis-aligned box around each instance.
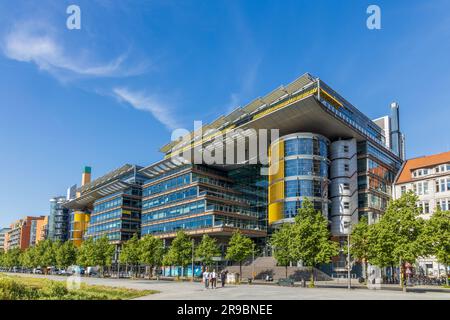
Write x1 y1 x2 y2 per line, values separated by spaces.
139 235 165 278
120 234 141 277
289 199 339 287
225 231 255 282
162 231 193 278
77 238 96 267
20 247 38 269
92 236 115 276
350 217 370 281
195 234 220 270
0 250 4 267
34 240 59 272
367 192 425 288
55 241 77 269
270 223 294 278
421 209 450 286
3 248 22 269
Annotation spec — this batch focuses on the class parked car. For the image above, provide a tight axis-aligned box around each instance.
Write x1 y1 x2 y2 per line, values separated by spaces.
67 265 85 275
33 268 43 274
86 266 100 276
58 269 67 276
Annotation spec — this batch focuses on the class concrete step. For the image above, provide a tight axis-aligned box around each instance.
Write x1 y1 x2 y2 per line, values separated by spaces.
227 257 332 281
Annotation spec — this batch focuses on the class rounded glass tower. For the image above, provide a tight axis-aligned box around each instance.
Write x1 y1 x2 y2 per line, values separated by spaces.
268 132 330 225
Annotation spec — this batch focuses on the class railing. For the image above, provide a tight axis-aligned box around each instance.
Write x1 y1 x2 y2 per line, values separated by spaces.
199 190 251 205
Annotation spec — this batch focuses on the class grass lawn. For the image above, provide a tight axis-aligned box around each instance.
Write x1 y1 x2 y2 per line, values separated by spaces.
0 273 158 300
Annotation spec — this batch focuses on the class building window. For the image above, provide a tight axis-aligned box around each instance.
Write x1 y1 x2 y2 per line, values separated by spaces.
344 164 349 172
437 199 449 211
424 202 430 214
343 202 350 210
343 183 350 191
401 186 406 195
343 145 349 153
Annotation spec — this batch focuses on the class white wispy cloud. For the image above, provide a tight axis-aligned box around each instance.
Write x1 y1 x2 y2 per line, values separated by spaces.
1 22 146 80
113 87 180 130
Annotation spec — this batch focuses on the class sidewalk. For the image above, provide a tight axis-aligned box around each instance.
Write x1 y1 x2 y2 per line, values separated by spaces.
245 279 450 293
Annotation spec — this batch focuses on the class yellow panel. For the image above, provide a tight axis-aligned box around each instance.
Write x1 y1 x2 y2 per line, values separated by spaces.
269 140 284 181
320 89 343 108
269 181 284 203
72 211 90 247
268 139 285 225
253 87 318 120
269 202 284 225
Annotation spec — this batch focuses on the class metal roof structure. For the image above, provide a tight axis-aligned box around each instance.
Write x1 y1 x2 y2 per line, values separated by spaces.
79 164 136 194
160 73 318 153
65 164 142 210
138 156 189 180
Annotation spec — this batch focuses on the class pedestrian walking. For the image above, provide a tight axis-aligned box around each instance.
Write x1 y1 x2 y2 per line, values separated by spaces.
208 271 213 289
220 270 228 288
211 269 217 289
203 268 210 289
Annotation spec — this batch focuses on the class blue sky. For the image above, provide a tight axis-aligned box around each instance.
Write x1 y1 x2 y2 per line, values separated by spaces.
0 0 449 227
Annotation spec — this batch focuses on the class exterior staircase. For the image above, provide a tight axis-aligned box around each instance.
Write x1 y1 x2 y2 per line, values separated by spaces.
226 257 332 281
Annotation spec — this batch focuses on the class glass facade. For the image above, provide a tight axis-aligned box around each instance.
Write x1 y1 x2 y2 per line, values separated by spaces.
86 186 142 243
357 141 402 223
269 133 330 224
141 164 266 242
48 196 70 242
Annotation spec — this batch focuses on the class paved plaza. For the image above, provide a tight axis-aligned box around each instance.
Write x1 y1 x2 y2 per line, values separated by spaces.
6 273 450 300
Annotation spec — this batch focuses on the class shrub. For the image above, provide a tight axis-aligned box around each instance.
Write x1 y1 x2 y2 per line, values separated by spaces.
0 278 38 300
39 281 69 299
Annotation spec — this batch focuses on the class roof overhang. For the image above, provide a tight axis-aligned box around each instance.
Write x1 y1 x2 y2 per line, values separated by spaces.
164 94 399 172
64 180 132 210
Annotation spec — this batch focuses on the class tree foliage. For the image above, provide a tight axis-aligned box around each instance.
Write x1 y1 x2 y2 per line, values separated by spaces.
225 230 255 280
350 216 370 279
55 241 77 269
162 231 193 273
421 208 450 285
288 199 339 286
139 234 165 278
367 192 425 268
195 234 220 268
270 223 294 278
120 234 141 266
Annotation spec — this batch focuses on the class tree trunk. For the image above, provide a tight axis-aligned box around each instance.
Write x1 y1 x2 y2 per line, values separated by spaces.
285 265 288 278
309 266 315 288
363 261 368 283
445 264 449 287
239 261 242 283
399 261 405 290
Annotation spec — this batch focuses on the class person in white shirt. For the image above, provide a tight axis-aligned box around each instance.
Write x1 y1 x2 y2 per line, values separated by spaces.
203 268 210 289
211 270 217 289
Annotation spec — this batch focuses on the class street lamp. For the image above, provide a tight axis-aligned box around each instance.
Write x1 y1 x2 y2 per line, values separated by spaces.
191 239 195 282
252 246 255 282
343 221 352 290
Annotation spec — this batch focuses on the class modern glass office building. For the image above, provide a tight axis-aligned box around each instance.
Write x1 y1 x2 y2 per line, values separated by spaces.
48 196 70 241
65 73 403 275
65 165 146 245
139 162 266 252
